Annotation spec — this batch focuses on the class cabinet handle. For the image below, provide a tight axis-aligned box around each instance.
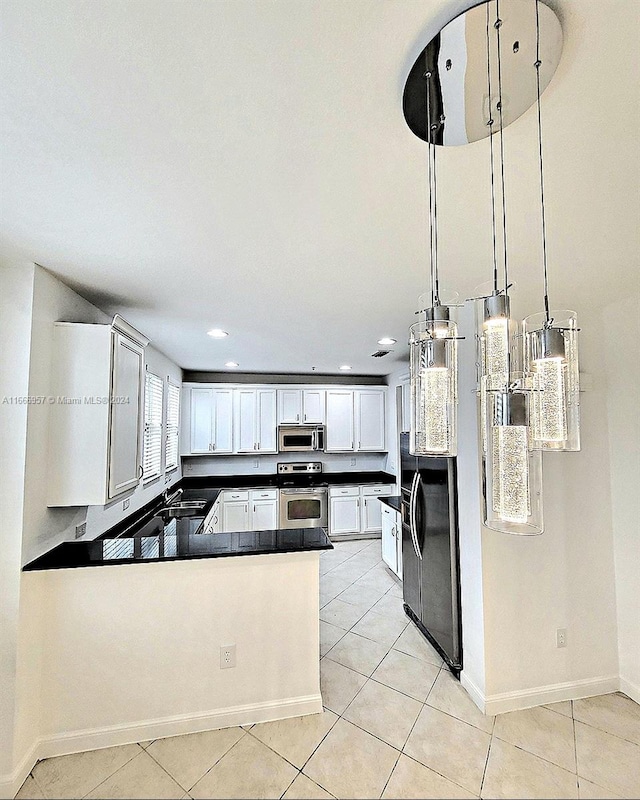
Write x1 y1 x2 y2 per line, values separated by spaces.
257 442 260 450
253 504 256 513
296 414 299 422
212 442 216 451
138 464 144 478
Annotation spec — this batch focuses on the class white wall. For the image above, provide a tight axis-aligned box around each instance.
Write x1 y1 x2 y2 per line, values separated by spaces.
29 552 321 752
0 263 35 783
605 294 640 702
455 305 620 712
21 266 183 564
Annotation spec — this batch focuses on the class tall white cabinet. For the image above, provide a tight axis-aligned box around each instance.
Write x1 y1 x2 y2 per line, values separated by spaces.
47 316 148 507
325 389 385 453
189 388 233 454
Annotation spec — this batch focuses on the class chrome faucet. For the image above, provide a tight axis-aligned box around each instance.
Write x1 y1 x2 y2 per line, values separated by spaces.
162 487 183 506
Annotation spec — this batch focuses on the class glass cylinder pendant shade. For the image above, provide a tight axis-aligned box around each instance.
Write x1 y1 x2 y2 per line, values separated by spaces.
475 293 520 392
409 311 458 457
523 311 580 451
483 383 543 535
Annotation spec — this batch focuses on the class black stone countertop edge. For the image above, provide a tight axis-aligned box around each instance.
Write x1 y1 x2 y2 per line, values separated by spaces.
379 495 402 513
182 471 396 490
24 527 332 571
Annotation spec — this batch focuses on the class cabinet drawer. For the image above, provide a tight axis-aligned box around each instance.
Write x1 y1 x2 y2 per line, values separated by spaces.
222 490 249 502
361 484 394 496
250 488 278 501
329 485 359 498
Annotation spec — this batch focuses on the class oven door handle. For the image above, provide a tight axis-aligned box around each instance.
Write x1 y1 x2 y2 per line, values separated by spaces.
409 471 422 560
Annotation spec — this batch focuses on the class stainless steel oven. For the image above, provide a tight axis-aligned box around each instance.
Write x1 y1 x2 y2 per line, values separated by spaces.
278 425 325 453
277 462 328 529
279 487 328 529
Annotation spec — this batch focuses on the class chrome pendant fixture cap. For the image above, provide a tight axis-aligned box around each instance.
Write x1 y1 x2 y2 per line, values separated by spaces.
483 292 511 322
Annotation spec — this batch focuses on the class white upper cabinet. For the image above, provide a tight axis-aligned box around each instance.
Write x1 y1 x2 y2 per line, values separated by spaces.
47 316 148 507
355 390 386 451
256 389 277 452
235 389 258 453
278 390 302 424
325 390 355 452
303 390 325 424
235 388 277 453
182 384 385 455
187 388 233 454
108 332 145 497
277 389 325 424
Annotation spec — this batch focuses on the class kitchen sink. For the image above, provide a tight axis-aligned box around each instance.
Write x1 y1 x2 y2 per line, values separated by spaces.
160 499 207 517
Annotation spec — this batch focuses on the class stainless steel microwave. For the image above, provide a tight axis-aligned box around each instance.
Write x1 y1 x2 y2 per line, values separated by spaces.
278 425 325 453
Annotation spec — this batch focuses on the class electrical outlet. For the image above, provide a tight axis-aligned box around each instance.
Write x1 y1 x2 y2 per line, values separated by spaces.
350 458 356 467
123 498 130 511
220 644 236 669
75 522 87 539
253 458 259 468
185 462 193 472
556 628 567 648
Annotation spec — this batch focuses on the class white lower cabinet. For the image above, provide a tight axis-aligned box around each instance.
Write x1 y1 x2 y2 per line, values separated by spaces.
214 488 278 533
329 484 393 538
223 499 251 532
381 503 402 578
329 494 361 536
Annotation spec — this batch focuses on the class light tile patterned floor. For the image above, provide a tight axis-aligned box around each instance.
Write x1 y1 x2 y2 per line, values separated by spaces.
16 540 640 799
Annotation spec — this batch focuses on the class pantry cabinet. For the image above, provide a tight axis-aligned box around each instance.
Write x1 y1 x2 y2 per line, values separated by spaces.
47 316 148 507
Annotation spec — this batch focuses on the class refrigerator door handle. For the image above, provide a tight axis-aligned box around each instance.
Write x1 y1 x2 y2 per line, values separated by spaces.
409 471 422 560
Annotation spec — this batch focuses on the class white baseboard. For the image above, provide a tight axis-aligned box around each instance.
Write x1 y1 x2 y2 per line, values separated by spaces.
619 675 640 705
460 672 620 717
0 742 39 800
460 672 486 713
0 694 322 799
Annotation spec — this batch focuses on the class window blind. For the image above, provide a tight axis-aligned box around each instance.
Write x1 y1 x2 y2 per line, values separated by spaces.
166 382 180 471
143 372 163 480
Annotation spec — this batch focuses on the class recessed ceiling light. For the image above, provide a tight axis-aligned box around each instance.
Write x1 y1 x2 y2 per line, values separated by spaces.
377 337 397 346
339 365 352 371
225 361 239 368
207 328 229 338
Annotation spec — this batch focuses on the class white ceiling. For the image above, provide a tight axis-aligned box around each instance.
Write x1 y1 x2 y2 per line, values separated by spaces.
1 0 638 374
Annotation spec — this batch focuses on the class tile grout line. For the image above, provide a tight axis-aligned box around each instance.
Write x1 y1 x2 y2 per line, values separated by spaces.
178 728 249 796
78 745 146 800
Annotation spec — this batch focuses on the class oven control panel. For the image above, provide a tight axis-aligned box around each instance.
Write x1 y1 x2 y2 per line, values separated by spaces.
277 462 323 474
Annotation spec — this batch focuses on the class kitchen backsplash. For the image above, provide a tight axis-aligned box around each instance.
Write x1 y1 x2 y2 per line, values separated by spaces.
183 451 390 477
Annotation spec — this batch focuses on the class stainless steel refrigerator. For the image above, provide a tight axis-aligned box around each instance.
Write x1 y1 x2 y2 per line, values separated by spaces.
400 432 462 673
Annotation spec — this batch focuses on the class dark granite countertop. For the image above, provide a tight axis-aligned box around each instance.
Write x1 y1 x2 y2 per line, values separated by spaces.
24 523 332 571
23 471 399 572
379 495 402 513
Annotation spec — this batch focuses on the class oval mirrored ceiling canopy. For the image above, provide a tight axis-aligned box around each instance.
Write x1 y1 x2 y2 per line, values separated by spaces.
403 0 563 146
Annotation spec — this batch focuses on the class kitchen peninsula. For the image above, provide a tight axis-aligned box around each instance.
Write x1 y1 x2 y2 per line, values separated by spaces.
21 483 334 757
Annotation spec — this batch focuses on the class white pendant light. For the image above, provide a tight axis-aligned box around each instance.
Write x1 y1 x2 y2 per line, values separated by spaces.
409 68 459 458
523 0 581 452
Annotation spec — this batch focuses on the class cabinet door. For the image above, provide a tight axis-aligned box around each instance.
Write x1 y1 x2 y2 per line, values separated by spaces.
252 499 278 531
355 390 385 451
362 494 383 533
235 389 257 453
108 332 144 498
190 387 214 453
223 500 250 532
278 390 302 424
213 390 234 453
381 508 397 573
303 390 325 424
330 496 360 535
211 499 223 533
395 517 403 579
256 389 277 453
325 391 354 452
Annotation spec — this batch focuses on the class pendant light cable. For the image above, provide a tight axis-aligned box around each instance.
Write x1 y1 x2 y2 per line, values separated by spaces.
432 113 440 305
495 0 509 294
426 70 435 308
535 0 551 324
486 3 499 293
